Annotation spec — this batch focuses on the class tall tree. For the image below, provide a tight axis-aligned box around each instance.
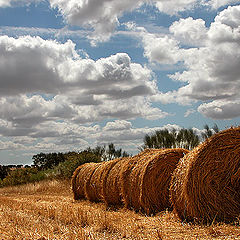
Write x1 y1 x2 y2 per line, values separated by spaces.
86 143 130 161
142 128 200 150
201 124 219 141
32 152 65 170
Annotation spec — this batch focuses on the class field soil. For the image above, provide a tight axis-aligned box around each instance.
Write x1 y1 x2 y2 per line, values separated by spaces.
0 179 239 240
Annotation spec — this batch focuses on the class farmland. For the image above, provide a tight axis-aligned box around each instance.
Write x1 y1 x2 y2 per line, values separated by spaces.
0 179 239 239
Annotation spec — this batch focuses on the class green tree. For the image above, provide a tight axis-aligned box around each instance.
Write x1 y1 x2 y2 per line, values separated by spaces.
142 128 200 150
52 151 101 178
0 166 9 180
201 124 219 141
32 152 65 170
86 143 130 161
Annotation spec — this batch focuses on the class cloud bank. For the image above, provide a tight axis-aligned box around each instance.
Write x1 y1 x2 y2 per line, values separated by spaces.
0 35 169 156
140 5 240 119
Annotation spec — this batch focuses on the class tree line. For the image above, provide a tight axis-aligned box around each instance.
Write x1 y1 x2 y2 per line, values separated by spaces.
0 143 130 182
0 124 219 185
141 124 219 150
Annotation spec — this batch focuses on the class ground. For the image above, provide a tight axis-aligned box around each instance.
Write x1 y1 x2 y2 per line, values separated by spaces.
0 180 239 240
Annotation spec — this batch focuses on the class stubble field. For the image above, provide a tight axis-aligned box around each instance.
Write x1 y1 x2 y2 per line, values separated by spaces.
0 179 239 240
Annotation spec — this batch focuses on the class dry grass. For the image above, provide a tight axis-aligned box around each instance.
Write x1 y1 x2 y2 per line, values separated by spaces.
170 127 240 223
0 179 240 239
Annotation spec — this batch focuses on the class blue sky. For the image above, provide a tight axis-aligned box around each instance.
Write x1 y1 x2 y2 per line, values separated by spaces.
0 0 240 165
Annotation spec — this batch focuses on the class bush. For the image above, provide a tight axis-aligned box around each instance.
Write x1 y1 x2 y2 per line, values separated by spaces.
52 151 101 179
0 151 101 187
0 167 45 187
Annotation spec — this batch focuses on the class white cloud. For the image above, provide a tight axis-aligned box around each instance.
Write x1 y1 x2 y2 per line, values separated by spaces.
198 98 240 119
103 120 132 131
0 0 10 7
184 108 196 117
170 17 208 46
208 5 240 43
0 35 170 153
205 0 240 9
94 123 183 148
49 0 143 44
154 0 197 15
174 6 240 102
144 5 240 119
0 140 25 151
49 0 238 44
1 0 236 45
0 35 158 101
0 0 41 7
142 33 182 64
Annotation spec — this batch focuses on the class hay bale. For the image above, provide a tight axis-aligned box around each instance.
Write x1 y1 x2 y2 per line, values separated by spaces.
120 149 155 211
120 148 188 214
102 157 129 206
84 162 109 202
71 162 96 200
170 127 240 223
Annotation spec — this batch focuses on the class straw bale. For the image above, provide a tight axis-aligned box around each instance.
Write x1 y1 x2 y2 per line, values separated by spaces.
71 162 96 200
120 148 188 214
102 157 128 206
140 148 189 215
84 162 109 202
170 127 240 223
120 149 155 210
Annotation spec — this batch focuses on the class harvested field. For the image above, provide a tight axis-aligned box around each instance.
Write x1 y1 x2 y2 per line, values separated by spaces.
120 148 189 215
170 127 240 223
0 179 240 239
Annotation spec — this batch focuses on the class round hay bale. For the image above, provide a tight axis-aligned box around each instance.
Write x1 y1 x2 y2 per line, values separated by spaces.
120 149 156 211
85 161 115 202
102 157 129 206
120 148 188 214
170 127 240 223
140 148 189 215
71 162 96 200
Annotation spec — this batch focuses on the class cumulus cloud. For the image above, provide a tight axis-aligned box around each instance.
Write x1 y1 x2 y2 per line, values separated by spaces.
103 120 132 131
49 0 143 44
0 35 157 100
145 5 240 119
154 0 197 15
173 6 240 102
0 34 169 154
169 17 207 46
198 99 240 119
0 140 25 151
205 0 240 9
142 33 182 64
184 109 196 117
0 0 41 7
2 0 236 44
49 0 237 43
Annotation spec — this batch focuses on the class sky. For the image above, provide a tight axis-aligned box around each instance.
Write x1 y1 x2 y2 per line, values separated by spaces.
0 0 240 165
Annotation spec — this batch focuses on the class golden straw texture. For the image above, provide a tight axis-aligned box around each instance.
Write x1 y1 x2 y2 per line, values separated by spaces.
170 127 240 223
71 162 96 200
120 148 188 214
85 162 109 202
102 157 128 206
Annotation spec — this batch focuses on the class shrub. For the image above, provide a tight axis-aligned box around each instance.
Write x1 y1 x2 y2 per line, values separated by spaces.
51 151 101 179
